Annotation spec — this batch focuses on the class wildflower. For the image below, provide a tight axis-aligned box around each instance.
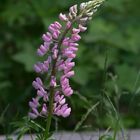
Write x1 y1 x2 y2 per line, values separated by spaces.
29 0 104 119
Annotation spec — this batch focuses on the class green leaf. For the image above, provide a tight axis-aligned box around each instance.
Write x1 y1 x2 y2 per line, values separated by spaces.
116 64 140 91
12 42 37 72
85 18 140 53
0 81 11 90
73 66 89 85
105 0 125 12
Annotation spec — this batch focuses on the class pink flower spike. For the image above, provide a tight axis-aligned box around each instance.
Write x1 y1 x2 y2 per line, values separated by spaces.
59 13 68 21
29 0 104 120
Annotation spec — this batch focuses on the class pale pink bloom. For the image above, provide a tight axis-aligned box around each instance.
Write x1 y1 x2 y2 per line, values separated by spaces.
41 104 47 115
42 33 52 42
32 108 39 115
59 13 68 21
69 5 78 16
69 42 79 47
80 17 88 22
63 87 73 96
54 21 62 29
30 0 102 119
29 112 38 119
79 24 87 32
65 71 75 78
50 76 57 87
71 34 81 41
52 49 58 59
72 28 80 34
32 77 43 89
66 21 72 29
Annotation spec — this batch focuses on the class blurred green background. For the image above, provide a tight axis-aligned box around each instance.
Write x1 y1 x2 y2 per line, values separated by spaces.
0 0 140 134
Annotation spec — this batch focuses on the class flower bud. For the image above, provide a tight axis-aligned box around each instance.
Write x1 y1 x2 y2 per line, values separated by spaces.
59 13 68 21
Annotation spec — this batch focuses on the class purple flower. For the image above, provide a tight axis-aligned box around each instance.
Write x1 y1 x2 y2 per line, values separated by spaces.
32 77 43 90
42 33 52 42
59 13 68 21
55 104 71 117
41 104 48 115
50 76 57 87
29 0 104 119
29 112 38 119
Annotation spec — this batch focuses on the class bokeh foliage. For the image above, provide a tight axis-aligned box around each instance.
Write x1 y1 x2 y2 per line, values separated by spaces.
0 0 140 134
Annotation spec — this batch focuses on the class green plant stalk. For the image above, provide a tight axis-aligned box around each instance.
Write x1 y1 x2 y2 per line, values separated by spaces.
44 12 91 139
44 85 55 138
44 21 75 139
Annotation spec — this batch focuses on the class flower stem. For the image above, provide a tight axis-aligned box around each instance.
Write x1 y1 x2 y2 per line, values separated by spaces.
44 85 55 139
44 23 72 139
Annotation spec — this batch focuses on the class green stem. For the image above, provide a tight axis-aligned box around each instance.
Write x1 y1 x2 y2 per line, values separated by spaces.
44 24 71 140
44 16 80 139
44 86 55 139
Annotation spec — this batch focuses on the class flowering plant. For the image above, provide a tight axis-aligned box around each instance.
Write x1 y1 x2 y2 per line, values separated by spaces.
29 0 104 139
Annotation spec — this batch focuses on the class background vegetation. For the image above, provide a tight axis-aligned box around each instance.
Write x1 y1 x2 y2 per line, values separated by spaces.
0 0 140 134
